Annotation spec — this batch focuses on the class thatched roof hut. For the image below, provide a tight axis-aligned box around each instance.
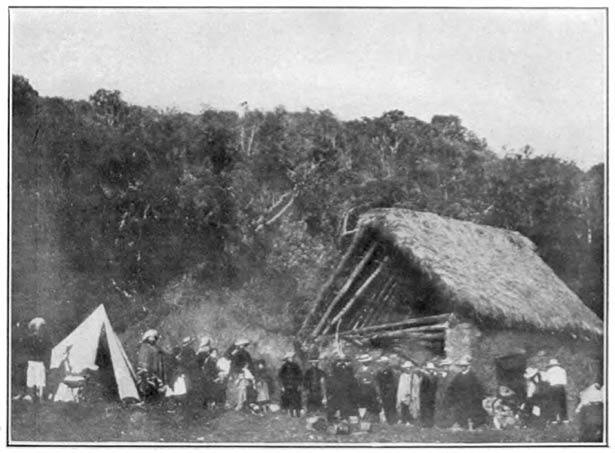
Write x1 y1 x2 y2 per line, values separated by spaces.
299 208 602 340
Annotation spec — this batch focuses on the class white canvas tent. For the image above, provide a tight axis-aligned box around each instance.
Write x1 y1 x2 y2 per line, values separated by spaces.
50 304 140 401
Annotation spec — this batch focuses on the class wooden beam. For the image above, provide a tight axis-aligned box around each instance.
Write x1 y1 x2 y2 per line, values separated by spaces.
343 322 448 340
349 276 393 330
325 260 387 333
342 313 452 337
358 280 397 329
359 330 445 341
298 230 365 337
310 241 379 337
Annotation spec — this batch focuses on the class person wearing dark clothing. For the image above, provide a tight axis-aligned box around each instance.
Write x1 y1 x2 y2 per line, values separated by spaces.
576 384 604 443
202 348 224 408
137 329 166 400
444 358 487 429
327 357 359 422
227 340 254 375
419 363 438 428
175 336 199 398
279 353 303 417
303 359 326 413
355 355 381 421
376 356 398 424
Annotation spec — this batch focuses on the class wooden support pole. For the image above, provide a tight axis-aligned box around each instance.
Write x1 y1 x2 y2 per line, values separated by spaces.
343 322 448 340
358 280 397 329
325 260 386 333
342 313 452 337
350 276 393 330
356 329 445 341
310 241 379 338
298 230 365 337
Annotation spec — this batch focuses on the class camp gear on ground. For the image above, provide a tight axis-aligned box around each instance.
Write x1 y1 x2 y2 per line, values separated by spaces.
50 305 140 402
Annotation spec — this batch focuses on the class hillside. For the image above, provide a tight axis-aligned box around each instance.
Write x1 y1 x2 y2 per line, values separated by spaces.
10 75 604 349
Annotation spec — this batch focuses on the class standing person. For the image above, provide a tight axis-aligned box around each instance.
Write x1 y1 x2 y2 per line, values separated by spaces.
254 359 274 411
575 383 604 442
137 329 166 400
419 362 438 428
23 317 52 402
435 358 455 428
376 356 398 424
326 355 359 422
176 336 198 399
195 336 212 369
444 357 487 429
396 361 415 425
303 358 327 413
279 352 303 417
202 348 222 409
543 358 569 423
225 339 254 410
355 354 381 422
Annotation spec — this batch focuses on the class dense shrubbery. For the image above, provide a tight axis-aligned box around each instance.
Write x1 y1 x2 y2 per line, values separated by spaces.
11 74 604 334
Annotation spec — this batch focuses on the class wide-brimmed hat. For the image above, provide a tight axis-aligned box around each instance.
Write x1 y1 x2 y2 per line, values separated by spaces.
425 362 436 370
142 329 159 342
28 317 46 331
235 338 250 346
198 336 212 348
283 352 295 360
401 360 414 369
524 367 539 379
499 386 515 397
377 356 390 363
456 357 471 367
181 336 194 347
356 354 372 363
547 358 561 367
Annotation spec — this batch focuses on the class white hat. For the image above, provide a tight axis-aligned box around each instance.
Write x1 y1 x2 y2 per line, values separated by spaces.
28 317 46 331
524 367 539 379
181 336 194 347
377 356 390 363
457 357 471 366
499 386 515 397
198 337 212 350
283 352 295 361
425 362 436 370
142 329 159 342
401 361 414 369
235 338 250 346
547 358 561 367
356 354 372 363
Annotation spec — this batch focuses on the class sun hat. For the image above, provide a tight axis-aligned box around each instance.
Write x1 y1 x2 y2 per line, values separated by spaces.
199 336 212 348
456 357 471 366
283 352 295 361
547 358 561 367
235 338 250 347
377 356 390 363
425 362 436 370
356 354 372 363
142 329 159 342
28 317 46 331
523 367 539 379
401 360 414 369
181 336 194 347
499 386 515 397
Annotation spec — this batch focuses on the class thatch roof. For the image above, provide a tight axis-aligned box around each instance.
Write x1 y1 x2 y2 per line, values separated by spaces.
353 208 602 337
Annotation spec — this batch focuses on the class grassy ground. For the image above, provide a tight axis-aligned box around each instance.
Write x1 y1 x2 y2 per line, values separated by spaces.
11 399 586 445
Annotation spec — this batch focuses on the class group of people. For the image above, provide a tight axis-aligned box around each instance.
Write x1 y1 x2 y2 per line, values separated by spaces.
13 318 603 442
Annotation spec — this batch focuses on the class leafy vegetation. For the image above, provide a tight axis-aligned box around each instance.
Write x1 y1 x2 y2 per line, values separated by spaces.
11 74 604 337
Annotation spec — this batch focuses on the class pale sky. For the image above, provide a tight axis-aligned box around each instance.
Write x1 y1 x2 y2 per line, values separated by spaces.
11 8 606 168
